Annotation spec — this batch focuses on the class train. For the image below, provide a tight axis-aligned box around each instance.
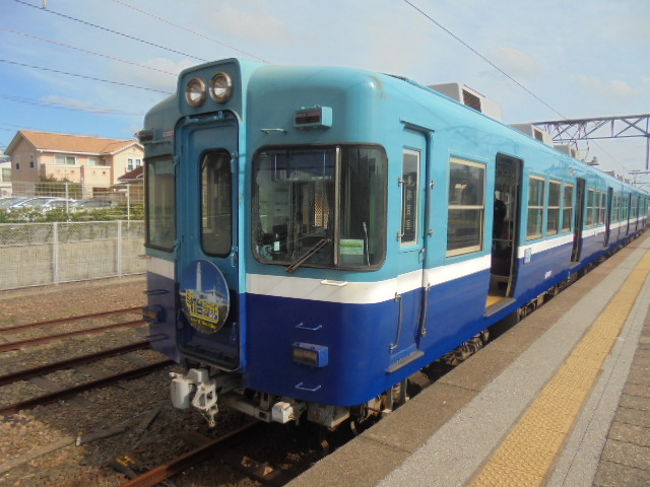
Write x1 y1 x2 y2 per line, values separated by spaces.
139 58 648 428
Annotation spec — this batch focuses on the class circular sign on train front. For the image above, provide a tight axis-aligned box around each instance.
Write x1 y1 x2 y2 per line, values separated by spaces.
179 260 230 334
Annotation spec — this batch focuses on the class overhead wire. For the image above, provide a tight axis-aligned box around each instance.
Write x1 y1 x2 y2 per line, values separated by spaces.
0 25 177 77
109 0 269 63
14 0 209 63
0 92 144 116
400 0 631 173
0 59 173 95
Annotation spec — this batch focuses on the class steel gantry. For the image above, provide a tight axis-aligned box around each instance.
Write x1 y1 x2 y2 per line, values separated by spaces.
534 114 650 170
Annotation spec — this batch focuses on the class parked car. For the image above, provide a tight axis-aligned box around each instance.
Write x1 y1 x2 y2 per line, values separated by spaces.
0 197 30 208
71 198 120 210
27 197 76 212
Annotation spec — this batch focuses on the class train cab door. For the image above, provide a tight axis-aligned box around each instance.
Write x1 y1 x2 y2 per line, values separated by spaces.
571 178 586 263
175 113 242 370
389 128 429 371
487 154 522 310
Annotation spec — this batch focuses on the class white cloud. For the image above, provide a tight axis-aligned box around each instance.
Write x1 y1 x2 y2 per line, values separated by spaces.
570 75 637 98
492 47 539 76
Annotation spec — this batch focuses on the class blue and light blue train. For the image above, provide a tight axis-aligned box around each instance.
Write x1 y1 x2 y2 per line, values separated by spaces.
140 59 648 428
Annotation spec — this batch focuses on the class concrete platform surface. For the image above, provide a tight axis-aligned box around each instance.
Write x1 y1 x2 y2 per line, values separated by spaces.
286 233 650 487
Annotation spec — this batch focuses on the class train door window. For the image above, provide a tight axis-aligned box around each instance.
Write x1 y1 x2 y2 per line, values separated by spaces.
599 191 606 225
145 157 176 251
201 151 232 256
526 176 545 240
400 149 420 246
562 183 574 232
446 157 485 256
586 189 595 226
547 180 561 235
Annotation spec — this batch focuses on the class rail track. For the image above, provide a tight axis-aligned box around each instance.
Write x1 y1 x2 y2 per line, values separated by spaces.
0 306 143 334
0 319 146 352
0 306 169 415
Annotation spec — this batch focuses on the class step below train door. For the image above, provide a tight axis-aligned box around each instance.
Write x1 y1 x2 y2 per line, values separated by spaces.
388 127 429 372
486 154 522 311
176 113 241 370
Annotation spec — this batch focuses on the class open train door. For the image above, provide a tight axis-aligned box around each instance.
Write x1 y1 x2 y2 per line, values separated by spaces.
571 178 586 263
486 154 522 311
604 187 613 246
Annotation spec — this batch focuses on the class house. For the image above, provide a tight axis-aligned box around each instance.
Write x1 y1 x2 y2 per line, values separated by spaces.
0 151 11 196
5 130 143 196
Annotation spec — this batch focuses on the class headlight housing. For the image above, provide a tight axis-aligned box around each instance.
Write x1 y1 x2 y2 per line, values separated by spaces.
185 77 207 107
209 72 233 103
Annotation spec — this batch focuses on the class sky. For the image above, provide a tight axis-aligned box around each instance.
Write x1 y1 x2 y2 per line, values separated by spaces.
1 0 649 184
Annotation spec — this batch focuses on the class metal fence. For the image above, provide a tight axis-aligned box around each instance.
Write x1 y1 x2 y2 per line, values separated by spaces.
0 220 146 290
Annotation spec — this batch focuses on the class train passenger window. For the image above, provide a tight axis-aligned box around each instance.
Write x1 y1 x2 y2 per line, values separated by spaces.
145 157 176 251
252 145 387 270
547 180 561 235
400 149 420 245
562 184 574 232
201 151 232 256
527 176 545 240
446 157 485 256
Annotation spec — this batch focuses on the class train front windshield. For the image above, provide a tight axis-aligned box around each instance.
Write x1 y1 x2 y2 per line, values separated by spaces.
253 145 387 270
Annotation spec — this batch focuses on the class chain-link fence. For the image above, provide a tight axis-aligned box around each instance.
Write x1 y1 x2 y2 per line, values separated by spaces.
0 220 146 290
0 182 144 223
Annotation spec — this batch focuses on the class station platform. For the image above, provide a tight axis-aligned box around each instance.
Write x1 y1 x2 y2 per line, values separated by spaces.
287 232 650 487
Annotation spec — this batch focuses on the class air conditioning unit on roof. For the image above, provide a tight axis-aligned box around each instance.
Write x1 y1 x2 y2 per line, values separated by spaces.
554 144 583 160
511 124 554 146
429 83 502 120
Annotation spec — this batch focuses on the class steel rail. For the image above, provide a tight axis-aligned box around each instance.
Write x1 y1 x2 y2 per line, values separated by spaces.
0 340 151 386
118 421 260 487
0 359 174 415
0 319 146 353
0 306 143 333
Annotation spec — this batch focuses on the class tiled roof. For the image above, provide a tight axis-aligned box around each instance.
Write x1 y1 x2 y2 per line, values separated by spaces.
8 130 139 155
118 166 144 181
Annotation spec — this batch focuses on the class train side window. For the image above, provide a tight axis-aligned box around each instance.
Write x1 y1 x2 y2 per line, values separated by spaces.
446 157 485 257
400 149 420 246
586 189 595 226
201 151 232 256
562 183 574 232
526 176 545 240
145 157 176 251
547 180 561 235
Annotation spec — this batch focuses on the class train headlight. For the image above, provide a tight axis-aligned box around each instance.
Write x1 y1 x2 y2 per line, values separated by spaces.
185 77 207 107
209 72 233 103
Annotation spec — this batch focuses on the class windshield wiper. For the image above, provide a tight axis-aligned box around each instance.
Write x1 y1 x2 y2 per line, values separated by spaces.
286 238 331 273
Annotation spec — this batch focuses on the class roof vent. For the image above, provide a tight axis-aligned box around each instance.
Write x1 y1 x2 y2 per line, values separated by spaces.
511 124 554 146
429 83 502 120
554 144 583 160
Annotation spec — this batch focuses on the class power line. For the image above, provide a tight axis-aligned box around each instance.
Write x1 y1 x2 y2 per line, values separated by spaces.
0 25 177 76
400 0 631 172
14 0 209 63
109 0 269 63
401 0 567 120
0 58 173 94
0 92 143 116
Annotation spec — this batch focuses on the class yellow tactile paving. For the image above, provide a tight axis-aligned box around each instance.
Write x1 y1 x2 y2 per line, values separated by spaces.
470 251 650 487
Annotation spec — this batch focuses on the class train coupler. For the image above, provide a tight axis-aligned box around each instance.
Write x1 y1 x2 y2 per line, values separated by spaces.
170 368 219 427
